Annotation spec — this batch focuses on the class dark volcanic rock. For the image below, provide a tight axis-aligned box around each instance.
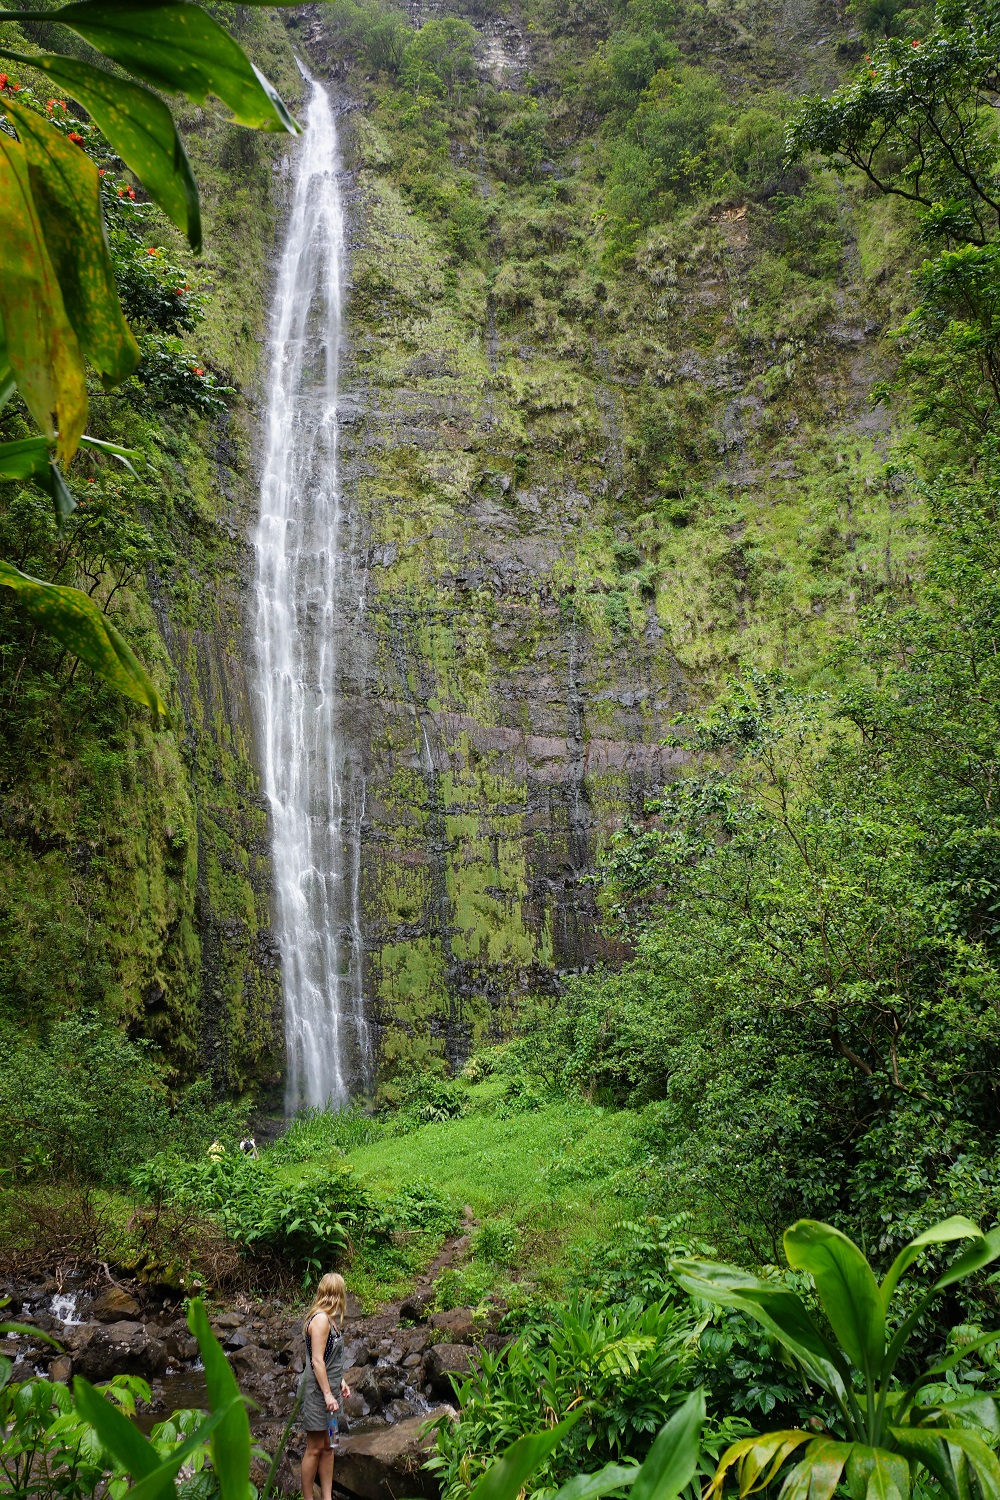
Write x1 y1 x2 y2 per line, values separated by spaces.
336 1411 451 1500
425 1344 472 1397
429 1308 476 1343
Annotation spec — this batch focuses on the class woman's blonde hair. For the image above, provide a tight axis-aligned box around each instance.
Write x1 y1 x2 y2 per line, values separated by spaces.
303 1272 346 1333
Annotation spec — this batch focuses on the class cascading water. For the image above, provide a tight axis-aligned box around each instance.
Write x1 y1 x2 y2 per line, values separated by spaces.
253 76 370 1114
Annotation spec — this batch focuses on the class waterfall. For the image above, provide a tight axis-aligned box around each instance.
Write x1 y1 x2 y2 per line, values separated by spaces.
253 77 370 1114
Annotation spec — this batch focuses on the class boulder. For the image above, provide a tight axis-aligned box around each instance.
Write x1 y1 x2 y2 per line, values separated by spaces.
230 1345 273 1380
49 1356 73 1384
165 1332 199 1363
429 1308 476 1344
72 1320 170 1379
336 1410 451 1499
425 1345 472 1398
92 1287 140 1323
212 1312 242 1330
398 1289 435 1324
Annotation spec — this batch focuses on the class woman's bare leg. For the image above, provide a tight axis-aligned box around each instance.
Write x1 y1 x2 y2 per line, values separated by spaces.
301 1432 326 1500
318 1446 335 1500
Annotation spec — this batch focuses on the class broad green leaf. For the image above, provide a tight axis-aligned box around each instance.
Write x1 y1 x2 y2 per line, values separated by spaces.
0 48 201 249
0 558 168 718
934 1228 1000 1292
3 97 138 385
0 435 76 518
0 125 87 460
0 1320 63 1350
779 1439 852 1500
892 1428 1000 1500
50 0 298 133
918 1335 1000 1385
784 1221 884 1380
844 1447 910 1500
880 1219 984 1308
630 1389 705 1500
890 1430 960 1500
75 1377 238 1500
188 1297 252 1500
705 1431 813 1500
552 1464 640 1500
73 1378 160 1480
468 1413 584 1500
671 1258 847 1402
0 1355 11 1392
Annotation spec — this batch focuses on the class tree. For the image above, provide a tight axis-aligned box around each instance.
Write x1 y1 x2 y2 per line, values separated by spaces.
787 0 1000 246
0 2 300 716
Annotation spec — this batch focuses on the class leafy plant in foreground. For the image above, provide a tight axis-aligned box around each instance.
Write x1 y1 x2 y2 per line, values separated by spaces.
447 1388 706 1500
673 1216 1000 1500
0 0 299 712
427 1293 702 1500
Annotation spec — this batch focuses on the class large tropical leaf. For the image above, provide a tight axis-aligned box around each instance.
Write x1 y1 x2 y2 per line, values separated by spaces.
187 1298 253 1500
3 96 139 386
0 558 168 718
777 1438 851 1500
74 1377 237 1500
48 0 298 133
891 1426 1000 1500
933 1228 1000 1293
704 1430 813 1500
630 1389 705 1500
671 1258 848 1402
468 1413 584 1500
0 124 87 459
0 48 201 249
880 1219 985 1309
552 1465 641 1500
784 1221 884 1382
844 1446 910 1500
0 435 77 518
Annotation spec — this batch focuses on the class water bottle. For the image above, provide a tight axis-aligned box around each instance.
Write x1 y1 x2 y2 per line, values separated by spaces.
327 1410 340 1453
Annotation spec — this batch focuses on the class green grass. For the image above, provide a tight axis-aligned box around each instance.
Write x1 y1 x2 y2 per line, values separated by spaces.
342 1092 642 1310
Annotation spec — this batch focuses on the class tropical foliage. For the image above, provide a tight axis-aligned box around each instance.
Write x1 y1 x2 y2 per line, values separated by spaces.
0 0 298 711
676 1217 1000 1500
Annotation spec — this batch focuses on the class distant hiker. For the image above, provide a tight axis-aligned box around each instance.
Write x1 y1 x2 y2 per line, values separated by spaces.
239 1136 258 1157
299 1272 351 1500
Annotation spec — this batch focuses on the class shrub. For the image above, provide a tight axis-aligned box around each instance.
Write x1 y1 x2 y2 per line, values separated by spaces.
0 1017 236 1187
427 1294 701 1499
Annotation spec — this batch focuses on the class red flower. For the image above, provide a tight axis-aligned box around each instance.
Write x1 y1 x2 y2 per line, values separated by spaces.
146 246 158 256
191 366 205 376
98 168 105 176
911 37 921 45
0 75 8 91
68 131 83 144
126 186 135 200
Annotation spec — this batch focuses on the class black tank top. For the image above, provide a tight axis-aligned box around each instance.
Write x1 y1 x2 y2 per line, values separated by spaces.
305 1313 340 1364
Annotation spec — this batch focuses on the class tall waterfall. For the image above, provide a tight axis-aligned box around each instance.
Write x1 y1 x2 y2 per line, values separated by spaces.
253 78 370 1114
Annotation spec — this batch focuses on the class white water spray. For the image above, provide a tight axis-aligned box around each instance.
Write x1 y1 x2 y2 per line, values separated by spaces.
253 78 370 1113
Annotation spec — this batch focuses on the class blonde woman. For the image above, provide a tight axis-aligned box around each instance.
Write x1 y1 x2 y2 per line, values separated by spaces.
299 1272 351 1500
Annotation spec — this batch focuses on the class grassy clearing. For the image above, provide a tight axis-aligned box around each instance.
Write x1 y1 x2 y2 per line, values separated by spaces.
342 1091 643 1310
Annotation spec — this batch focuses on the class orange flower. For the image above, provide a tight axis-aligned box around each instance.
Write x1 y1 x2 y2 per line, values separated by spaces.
126 186 135 200
0 75 8 91
911 37 921 45
68 131 83 144
99 168 105 176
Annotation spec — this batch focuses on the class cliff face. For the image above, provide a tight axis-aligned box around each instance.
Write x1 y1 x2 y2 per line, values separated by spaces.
0 0 925 1096
296 0 922 1080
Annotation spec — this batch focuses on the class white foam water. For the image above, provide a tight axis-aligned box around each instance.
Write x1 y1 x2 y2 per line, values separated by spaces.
253 77 370 1113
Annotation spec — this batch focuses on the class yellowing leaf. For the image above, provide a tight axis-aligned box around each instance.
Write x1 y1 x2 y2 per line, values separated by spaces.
4 97 139 386
0 126 87 460
0 558 168 720
0 48 201 249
